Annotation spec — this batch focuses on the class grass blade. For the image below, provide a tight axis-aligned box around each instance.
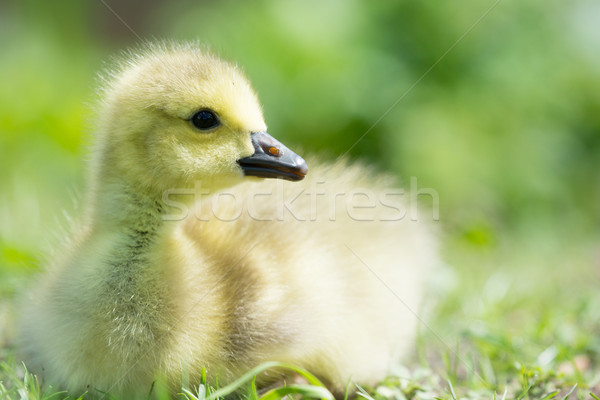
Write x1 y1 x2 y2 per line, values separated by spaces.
206 362 332 400
260 384 334 400
561 383 577 400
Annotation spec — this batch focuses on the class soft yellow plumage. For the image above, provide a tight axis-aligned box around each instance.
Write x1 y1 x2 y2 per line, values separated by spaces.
19 43 439 398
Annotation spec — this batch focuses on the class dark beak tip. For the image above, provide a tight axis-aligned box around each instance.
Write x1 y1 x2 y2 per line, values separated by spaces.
295 157 308 176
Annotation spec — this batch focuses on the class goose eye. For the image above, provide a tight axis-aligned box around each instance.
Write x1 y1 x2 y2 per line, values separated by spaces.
191 110 220 130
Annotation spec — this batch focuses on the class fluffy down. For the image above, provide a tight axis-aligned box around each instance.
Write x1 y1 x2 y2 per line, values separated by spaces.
19 43 439 398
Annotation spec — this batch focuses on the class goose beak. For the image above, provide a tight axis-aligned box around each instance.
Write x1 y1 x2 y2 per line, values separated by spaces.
237 131 308 181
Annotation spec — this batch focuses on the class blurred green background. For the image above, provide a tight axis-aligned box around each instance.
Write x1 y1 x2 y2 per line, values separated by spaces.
1 0 599 390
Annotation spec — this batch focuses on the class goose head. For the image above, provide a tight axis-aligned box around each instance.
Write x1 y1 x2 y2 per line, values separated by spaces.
93 46 307 197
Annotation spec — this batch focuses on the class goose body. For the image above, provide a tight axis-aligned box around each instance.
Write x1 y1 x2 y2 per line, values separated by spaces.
20 43 439 398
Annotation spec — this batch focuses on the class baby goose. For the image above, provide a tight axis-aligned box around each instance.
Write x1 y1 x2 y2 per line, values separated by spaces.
19 43 439 398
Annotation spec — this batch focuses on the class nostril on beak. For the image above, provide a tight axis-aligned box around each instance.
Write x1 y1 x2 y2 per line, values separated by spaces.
267 146 281 157
255 134 283 158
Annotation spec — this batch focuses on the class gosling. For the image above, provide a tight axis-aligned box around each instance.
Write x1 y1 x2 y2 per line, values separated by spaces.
19 43 439 398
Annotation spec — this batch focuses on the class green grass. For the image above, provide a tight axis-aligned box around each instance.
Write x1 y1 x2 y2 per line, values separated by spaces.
0 358 84 400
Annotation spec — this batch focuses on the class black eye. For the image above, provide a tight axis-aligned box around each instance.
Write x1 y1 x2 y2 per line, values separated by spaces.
191 110 220 130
